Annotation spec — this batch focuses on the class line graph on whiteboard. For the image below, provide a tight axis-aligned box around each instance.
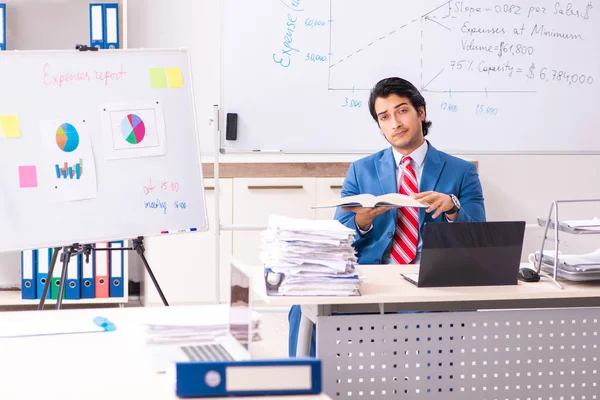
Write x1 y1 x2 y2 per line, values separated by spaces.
324 0 594 94
223 0 599 153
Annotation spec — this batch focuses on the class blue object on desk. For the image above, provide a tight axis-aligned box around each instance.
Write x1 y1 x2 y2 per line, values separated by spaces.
93 316 117 332
176 358 322 398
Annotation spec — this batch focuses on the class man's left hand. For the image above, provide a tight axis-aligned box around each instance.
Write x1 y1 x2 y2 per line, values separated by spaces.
411 191 457 220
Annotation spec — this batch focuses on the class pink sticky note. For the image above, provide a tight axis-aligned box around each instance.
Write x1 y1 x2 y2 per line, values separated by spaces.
18 166 38 188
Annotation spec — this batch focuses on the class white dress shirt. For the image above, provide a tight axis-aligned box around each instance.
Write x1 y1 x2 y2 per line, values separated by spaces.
357 140 429 264
392 140 428 196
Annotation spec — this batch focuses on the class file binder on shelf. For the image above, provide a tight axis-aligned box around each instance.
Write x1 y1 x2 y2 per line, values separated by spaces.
51 248 64 300
176 359 322 398
80 252 95 299
94 242 110 298
103 3 119 49
36 248 52 299
65 254 81 300
89 3 119 49
21 250 37 300
0 3 6 51
109 240 124 297
89 3 104 49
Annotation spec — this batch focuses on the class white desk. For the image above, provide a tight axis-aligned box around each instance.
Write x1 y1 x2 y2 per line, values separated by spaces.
0 305 331 400
237 261 600 400
244 263 600 308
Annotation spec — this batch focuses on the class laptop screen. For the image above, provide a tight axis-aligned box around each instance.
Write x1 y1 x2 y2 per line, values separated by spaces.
229 263 252 351
418 221 526 287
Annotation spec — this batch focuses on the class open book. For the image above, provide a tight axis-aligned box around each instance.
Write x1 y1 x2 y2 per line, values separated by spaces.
312 193 428 209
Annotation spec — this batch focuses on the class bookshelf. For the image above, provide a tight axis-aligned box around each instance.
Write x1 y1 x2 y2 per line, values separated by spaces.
0 289 129 306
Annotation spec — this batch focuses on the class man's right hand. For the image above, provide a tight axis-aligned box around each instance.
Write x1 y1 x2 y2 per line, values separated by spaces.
342 206 393 231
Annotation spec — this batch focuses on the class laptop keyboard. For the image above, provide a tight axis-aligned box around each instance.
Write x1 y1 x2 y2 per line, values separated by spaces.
181 344 234 362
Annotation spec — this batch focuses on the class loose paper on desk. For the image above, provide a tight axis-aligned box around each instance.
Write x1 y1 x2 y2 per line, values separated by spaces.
536 248 600 269
313 193 428 209
144 311 261 344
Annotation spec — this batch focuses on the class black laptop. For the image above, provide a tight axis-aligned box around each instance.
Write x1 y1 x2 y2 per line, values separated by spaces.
401 221 526 287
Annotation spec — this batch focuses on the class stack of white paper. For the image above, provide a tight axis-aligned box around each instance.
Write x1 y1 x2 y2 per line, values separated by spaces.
537 249 600 271
261 214 363 296
144 311 262 345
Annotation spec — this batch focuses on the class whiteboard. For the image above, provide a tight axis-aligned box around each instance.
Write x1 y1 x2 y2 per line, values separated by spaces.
222 0 600 154
0 49 207 252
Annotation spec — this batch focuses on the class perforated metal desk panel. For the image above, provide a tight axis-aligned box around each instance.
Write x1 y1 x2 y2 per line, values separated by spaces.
236 262 600 399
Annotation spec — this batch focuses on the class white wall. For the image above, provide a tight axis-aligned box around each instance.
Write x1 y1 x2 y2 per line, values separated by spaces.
1 0 599 289
4 0 89 50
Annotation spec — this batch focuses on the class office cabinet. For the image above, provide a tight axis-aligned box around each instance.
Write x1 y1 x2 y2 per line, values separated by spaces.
315 178 344 220
231 178 317 267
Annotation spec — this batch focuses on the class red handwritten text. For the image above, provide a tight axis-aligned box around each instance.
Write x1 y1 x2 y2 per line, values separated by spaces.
143 178 156 195
145 179 180 196
161 181 180 192
43 63 91 87
43 63 127 88
95 64 127 86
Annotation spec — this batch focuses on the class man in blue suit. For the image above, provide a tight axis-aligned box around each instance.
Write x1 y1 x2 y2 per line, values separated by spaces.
288 77 486 356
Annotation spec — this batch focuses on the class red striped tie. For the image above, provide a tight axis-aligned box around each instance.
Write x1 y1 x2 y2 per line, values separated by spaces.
390 156 419 264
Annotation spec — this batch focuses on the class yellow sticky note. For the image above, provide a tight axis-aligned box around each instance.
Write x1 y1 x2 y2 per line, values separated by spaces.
150 68 167 89
166 67 184 88
0 116 21 138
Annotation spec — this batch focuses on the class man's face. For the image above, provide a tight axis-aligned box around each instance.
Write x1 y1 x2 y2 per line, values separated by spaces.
374 94 425 154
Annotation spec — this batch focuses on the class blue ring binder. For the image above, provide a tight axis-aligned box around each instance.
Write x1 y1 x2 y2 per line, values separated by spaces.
0 4 6 51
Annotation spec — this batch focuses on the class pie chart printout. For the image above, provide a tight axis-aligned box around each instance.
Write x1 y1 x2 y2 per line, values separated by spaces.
121 114 146 145
56 123 80 152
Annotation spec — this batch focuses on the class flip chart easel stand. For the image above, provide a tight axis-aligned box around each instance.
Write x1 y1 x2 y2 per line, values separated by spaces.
37 236 169 310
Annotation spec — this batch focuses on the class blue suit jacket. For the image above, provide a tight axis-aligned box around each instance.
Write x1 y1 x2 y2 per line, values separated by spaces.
334 142 486 264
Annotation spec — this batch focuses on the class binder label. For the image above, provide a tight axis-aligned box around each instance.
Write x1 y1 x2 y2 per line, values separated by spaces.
91 5 103 41
106 7 118 45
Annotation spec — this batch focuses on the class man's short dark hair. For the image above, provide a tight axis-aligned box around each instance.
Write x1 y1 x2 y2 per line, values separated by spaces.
368 77 432 136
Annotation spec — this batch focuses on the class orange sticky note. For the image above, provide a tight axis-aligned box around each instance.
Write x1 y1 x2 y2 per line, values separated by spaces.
166 67 184 88
0 116 21 138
